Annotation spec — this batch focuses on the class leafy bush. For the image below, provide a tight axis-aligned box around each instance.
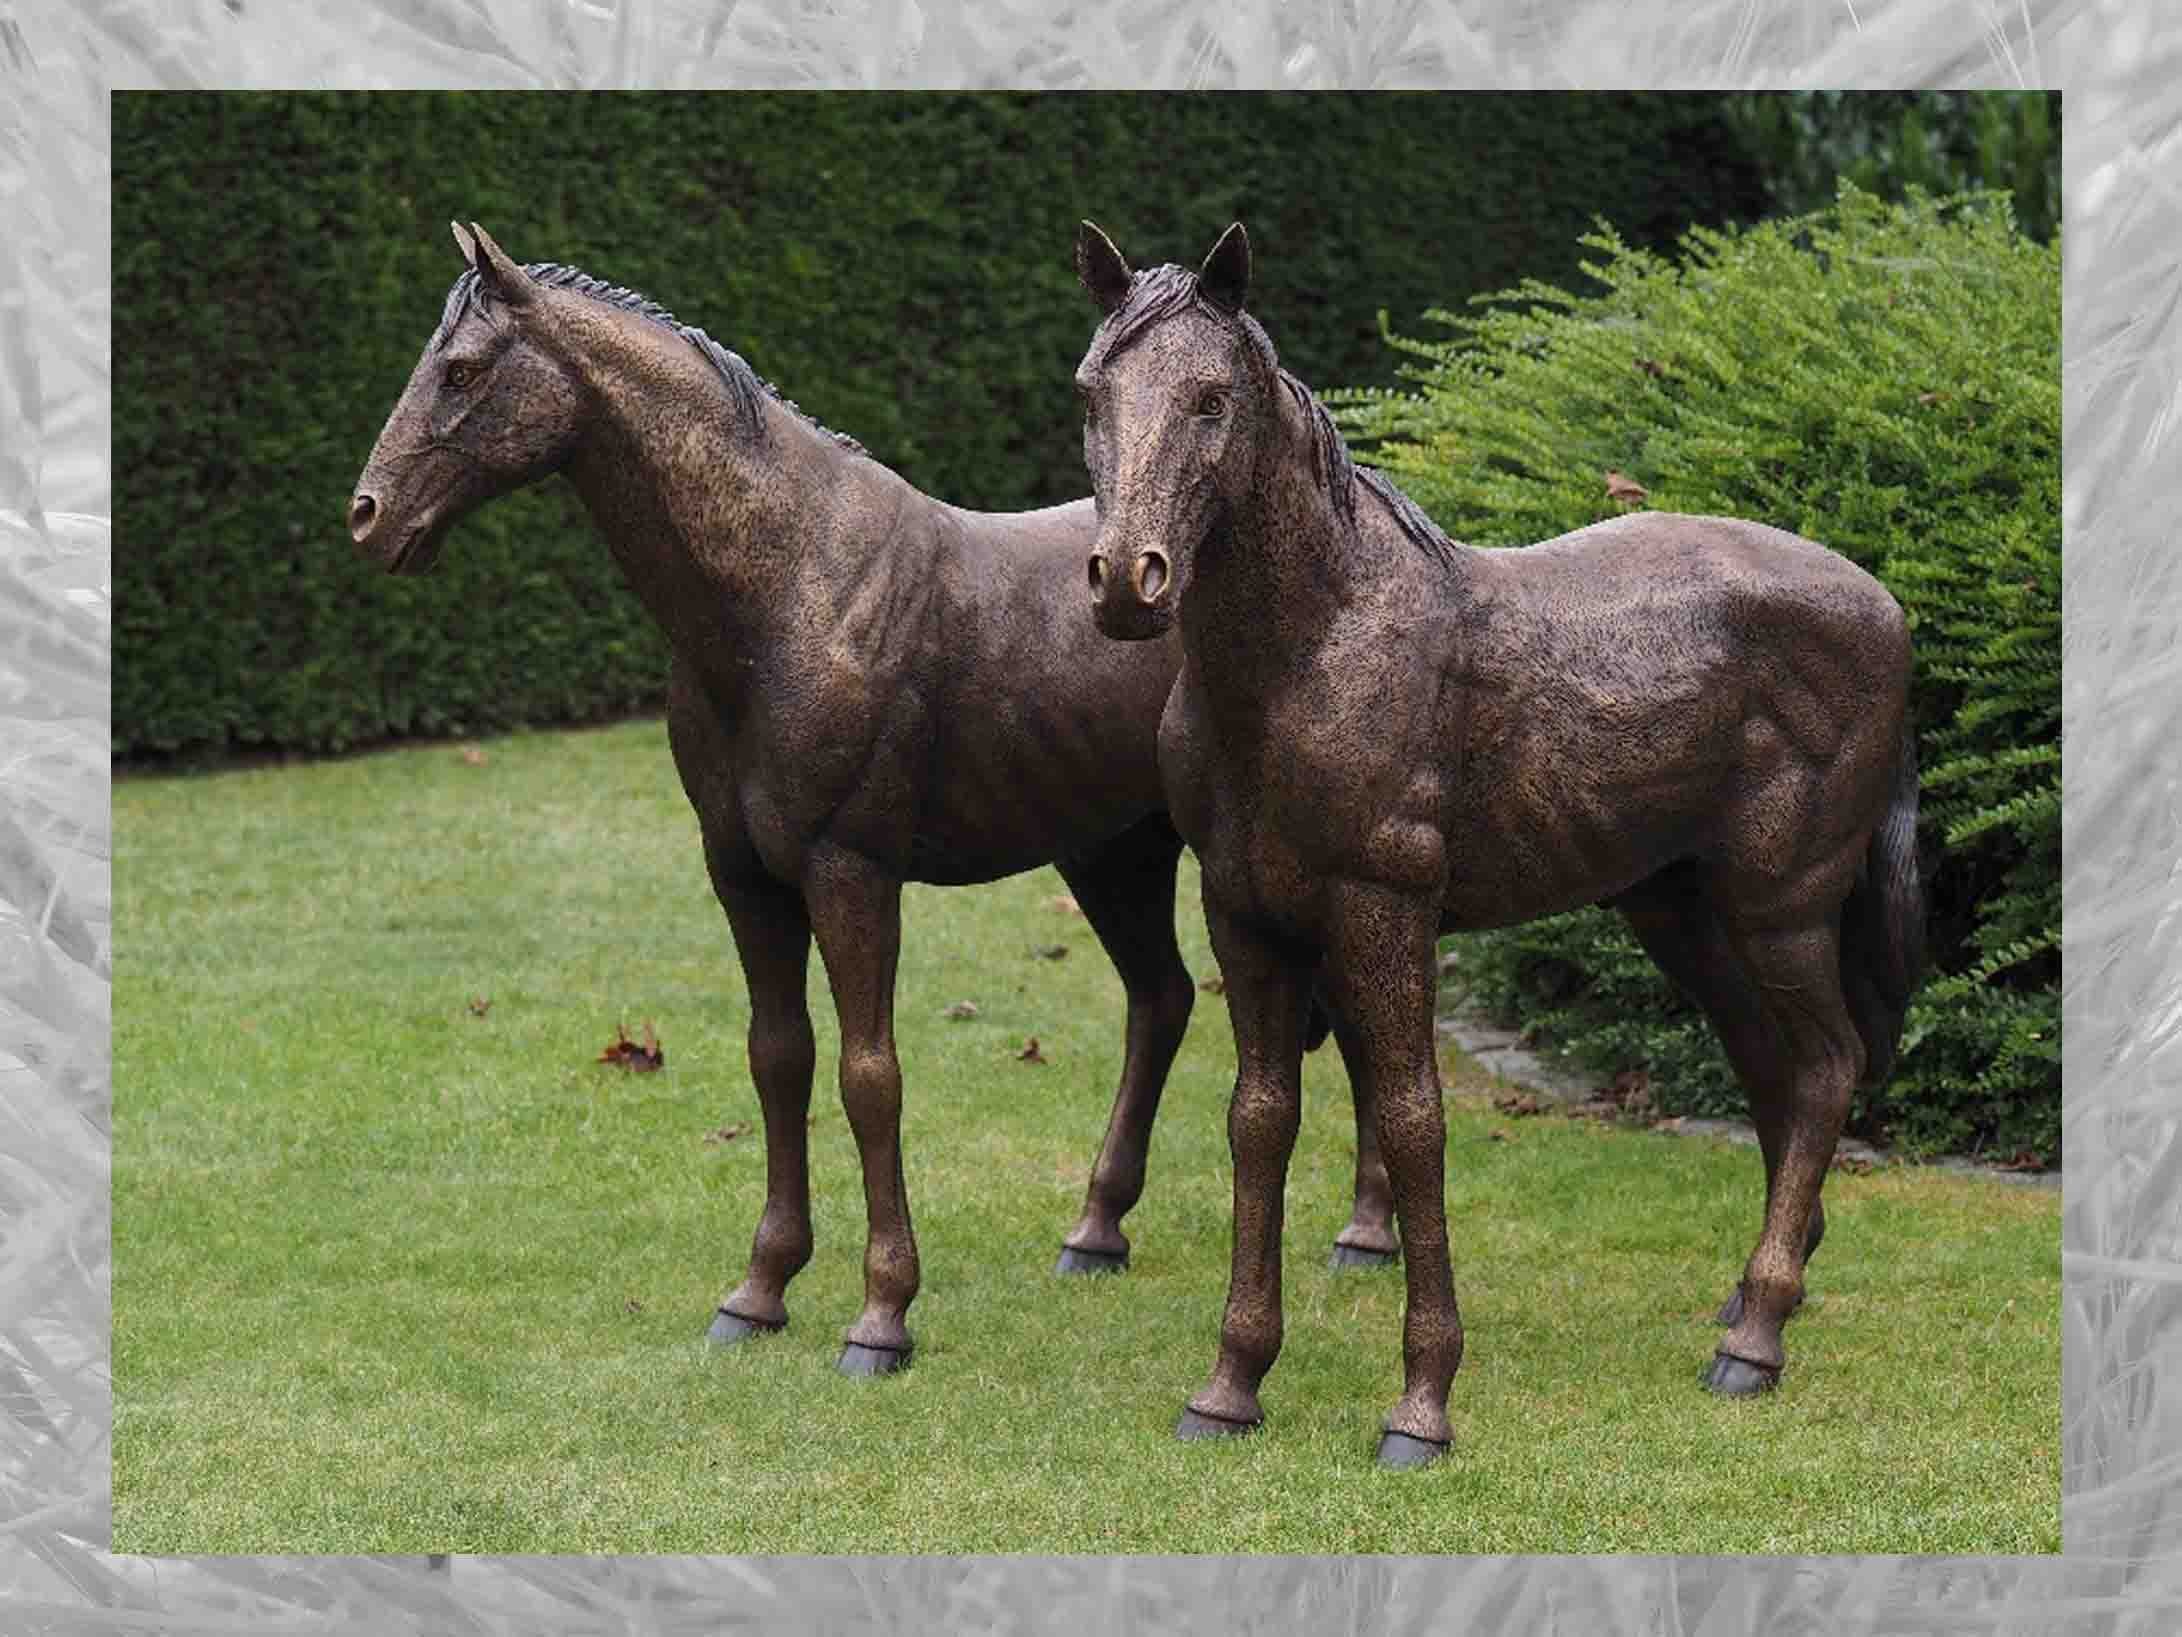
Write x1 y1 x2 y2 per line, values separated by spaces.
115 91 1770 760
1330 187 2060 1161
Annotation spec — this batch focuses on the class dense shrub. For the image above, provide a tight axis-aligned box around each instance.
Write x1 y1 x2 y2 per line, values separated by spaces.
115 91 1769 760
1330 187 2060 1161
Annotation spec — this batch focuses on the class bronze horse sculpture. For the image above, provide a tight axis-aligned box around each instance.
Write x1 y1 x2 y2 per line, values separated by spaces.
347 224 1397 1378
1073 221 1922 1467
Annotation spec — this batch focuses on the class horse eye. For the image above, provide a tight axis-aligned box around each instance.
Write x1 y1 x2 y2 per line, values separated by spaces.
447 363 474 389
1197 391 1227 420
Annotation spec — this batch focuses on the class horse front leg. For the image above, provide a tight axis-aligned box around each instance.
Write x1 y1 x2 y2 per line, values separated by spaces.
1321 882 1462 1468
708 867 817 1345
803 847 918 1376
1177 900 1315 1441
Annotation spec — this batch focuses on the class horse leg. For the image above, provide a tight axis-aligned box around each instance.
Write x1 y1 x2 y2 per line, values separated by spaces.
707 867 818 1346
1705 914 1863 1395
1616 877 1824 1329
802 848 918 1376
1321 883 1462 1468
1052 816 1197 1275
1177 901 1315 1441
1328 1015 1400 1269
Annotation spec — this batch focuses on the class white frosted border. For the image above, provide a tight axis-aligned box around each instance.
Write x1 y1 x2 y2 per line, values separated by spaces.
0 0 2160 1629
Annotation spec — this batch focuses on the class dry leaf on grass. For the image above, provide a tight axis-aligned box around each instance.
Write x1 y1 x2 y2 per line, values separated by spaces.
467 995 492 1017
599 1020 664 1071
1031 944 1069 961
459 746 488 766
1604 470 1648 506
942 1000 980 1020
1045 894 1083 915
1016 1036 1047 1064
703 1121 751 1145
1198 973 1226 994
1492 1091 1547 1118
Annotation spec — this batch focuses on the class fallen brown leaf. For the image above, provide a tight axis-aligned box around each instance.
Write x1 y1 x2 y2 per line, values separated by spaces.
1604 470 1648 506
1032 944 1070 961
624 1297 644 1314
1017 1036 1047 1064
703 1121 751 1145
1198 973 1226 995
599 1020 665 1072
942 1000 980 1020
1916 391 1948 406
1492 1091 1547 1118
1045 894 1083 916
1995 1149 2048 1172
467 995 492 1017
459 746 488 766
1831 1152 1875 1175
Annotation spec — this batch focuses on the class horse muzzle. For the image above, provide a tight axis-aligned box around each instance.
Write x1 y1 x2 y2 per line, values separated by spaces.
347 484 447 575
1087 542 1176 641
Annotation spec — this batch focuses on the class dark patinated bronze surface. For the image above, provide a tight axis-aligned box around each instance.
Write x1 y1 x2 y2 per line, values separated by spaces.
1073 221 1923 1467
348 226 1390 1374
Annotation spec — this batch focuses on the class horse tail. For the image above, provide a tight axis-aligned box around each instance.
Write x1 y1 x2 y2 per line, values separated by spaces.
1840 726 1925 1088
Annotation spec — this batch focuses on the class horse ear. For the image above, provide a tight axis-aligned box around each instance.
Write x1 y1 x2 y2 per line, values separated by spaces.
450 221 479 267
1076 220 1134 316
1198 222 1250 314
467 222 535 309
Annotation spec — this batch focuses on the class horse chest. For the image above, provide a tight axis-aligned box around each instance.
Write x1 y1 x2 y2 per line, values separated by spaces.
1171 699 1449 929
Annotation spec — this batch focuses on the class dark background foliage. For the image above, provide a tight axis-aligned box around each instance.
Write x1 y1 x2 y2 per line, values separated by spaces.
116 90 1776 759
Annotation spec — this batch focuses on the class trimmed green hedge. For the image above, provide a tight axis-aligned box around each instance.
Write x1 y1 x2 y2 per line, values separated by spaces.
1331 187 2060 1161
116 92 1771 759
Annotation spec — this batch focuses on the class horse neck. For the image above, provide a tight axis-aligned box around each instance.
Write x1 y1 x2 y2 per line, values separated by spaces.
1182 382 1376 689
555 312 853 663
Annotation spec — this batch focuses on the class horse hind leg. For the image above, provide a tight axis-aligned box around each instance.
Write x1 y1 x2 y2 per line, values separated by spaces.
1617 875 1825 1334
1327 1012 1400 1270
1705 913 1864 1394
1053 815 1197 1274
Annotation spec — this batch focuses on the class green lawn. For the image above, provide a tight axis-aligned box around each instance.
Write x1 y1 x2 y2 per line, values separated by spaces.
113 720 2060 1555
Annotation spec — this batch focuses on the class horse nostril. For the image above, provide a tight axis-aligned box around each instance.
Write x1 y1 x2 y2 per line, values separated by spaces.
1132 548 1169 603
1087 553 1106 601
348 493 378 544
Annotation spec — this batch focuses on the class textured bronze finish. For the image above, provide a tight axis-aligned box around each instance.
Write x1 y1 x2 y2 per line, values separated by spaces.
348 226 1390 1371
1074 222 1923 1464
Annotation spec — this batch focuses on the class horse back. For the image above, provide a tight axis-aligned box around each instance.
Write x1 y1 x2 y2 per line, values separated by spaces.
1434 512 1909 926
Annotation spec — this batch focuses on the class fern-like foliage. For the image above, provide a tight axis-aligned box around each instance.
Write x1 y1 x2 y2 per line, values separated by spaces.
1331 186 2060 1159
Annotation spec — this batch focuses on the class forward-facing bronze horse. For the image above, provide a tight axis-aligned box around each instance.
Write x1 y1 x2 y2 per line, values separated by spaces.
348 225 1395 1377
1073 221 1923 1467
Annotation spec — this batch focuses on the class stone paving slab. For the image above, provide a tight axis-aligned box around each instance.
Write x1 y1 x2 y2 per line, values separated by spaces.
1434 1001 2059 1191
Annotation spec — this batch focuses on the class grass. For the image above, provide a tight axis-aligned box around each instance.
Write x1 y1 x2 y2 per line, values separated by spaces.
113 719 2060 1555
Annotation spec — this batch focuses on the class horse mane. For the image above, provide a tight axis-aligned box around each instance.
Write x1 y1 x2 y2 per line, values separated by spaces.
1088 262 1461 575
433 262 867 457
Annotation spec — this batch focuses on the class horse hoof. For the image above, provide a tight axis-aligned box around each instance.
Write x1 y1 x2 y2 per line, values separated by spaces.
837 1342 912 1377
1375 1430 1451 1470
707 1309 784 1347
1329 1242 1399 1271
1055 1245 1128 1276
1702 1352 1780 1396
1176 1407 1261 1442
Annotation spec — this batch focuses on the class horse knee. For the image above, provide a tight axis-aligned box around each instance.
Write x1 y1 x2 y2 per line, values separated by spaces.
839 1045 903 1134
1228 1074 1300 1155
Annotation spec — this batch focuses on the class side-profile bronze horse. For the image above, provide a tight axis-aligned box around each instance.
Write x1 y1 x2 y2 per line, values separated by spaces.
1073 221 1923 1467
347 224 1393 1377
